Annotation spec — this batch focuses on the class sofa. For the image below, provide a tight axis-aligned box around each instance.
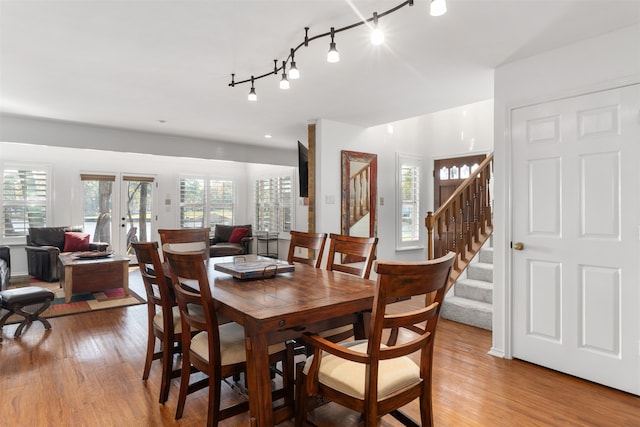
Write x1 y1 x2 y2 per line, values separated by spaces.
0 246 10 291
209 224 253 257
25 226 109 282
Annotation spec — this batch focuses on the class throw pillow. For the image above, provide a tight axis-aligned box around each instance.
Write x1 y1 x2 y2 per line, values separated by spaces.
228 227 249 243
63 231 91 252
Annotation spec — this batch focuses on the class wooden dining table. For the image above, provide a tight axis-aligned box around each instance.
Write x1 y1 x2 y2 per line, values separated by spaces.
200 256 376 426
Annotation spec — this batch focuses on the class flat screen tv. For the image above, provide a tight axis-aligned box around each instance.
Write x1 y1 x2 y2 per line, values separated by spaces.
298 141 309 197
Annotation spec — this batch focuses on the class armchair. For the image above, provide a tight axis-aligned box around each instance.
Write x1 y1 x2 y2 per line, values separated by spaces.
25 226 108 282
0 246 10 291
209 224 253 257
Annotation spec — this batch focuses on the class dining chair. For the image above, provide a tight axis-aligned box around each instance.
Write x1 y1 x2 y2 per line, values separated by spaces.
296 251 456 427
319 233 379 344
286 230 328 268
131 241 197 404
325 233 378 279
164 246 295 426
158 227 211 262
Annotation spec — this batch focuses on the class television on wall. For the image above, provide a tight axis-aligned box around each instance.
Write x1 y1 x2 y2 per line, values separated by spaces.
298 141 309 197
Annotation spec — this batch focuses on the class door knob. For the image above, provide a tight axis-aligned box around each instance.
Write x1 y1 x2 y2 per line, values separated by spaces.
512 242 524 250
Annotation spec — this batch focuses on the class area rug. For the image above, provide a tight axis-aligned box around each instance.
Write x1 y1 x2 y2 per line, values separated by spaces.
3 277 145 323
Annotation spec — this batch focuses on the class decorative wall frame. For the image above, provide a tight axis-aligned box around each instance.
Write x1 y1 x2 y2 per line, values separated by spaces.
341 150 377 238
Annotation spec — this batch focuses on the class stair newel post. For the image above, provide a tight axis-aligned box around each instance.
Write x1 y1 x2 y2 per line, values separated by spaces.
425 211 434 260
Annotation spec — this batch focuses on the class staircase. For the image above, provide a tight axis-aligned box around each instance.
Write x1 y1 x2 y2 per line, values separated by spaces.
440 238 493 330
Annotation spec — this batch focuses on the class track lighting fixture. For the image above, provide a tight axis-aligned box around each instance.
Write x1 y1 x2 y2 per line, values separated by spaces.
430 0 447 17
327 27 340 63
371 12 384 45
248 76 257 101
229 0 447 101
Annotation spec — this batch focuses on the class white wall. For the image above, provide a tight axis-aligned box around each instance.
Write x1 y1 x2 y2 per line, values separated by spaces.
492 23 640 358
316 99 494 263
0 140 301 275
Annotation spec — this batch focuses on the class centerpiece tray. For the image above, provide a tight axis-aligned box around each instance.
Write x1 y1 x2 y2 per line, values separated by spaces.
73 251 114 260
214 256 294 279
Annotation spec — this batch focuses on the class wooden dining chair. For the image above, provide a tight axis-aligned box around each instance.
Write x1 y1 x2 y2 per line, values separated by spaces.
319 233 379 343
158 227 211 262
164 246 295 427
286 230 328 268
296 251 456 427
325 233 378 279
131 241 196 404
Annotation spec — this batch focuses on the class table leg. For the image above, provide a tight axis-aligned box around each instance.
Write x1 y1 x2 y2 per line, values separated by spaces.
244 326 274 427
63 265 73 303
122 261 129 296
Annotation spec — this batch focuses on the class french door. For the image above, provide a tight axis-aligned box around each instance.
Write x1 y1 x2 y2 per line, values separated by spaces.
82 173 155 262
510 84 640 395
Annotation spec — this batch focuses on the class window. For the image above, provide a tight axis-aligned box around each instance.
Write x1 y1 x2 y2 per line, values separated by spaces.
255 176 292 233
179 177 234 228
396 154 422 250
2 165 50 238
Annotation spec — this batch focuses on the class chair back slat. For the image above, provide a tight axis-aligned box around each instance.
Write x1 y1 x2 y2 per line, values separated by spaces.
158 228 210 262
326 233 378 279
287 231 328 268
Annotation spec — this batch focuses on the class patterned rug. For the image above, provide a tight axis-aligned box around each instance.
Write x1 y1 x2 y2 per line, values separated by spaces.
3 277 145 323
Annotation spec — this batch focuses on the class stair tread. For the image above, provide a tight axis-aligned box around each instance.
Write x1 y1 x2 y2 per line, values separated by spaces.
457 278 493 287
444 295 493 311
469 262 493 270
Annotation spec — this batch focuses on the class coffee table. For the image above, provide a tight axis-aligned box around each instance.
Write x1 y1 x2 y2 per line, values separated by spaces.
58 252 130 303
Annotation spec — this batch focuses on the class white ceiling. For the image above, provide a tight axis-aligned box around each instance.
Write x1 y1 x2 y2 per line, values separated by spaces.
1 0 639 150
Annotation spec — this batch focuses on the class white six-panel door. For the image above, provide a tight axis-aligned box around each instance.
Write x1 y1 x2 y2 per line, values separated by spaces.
511 84 640 395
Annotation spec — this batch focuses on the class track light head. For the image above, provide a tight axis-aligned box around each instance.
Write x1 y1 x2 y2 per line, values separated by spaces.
279 61 290 89
430 0 447 17
289 49 300 79
248 76 257 101
327 27 340 63
371 12 384 45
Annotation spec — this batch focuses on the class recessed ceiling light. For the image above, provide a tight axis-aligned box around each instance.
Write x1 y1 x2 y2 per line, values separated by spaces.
264 134 272 138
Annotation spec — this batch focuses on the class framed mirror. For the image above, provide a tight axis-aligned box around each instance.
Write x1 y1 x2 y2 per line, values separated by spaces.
341 150 377 238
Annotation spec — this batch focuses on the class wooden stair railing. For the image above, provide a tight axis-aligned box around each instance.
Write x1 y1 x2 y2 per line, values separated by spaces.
425 153 493 292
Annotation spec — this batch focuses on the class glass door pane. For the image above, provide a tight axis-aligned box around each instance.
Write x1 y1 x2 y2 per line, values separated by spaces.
122 177 154 260
83 178 114 250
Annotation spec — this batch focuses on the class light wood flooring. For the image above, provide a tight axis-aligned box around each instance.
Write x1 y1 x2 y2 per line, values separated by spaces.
1 271 638 426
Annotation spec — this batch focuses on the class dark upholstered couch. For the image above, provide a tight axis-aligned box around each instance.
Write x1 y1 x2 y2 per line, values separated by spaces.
209 224 253 257
25 226 109 282
0 246 10 291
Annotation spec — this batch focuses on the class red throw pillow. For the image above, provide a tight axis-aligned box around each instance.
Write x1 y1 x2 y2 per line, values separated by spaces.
63 231 90 252
228 227 249 243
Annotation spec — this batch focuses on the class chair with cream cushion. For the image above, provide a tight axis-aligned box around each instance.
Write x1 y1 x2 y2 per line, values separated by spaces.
131 241 200 404
164 247 294 426
295 251 456 427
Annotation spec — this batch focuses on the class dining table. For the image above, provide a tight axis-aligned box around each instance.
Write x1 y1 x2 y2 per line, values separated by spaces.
198 255 377 427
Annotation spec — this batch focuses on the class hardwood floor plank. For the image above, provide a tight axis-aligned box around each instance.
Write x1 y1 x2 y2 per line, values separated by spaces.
0 274 637 426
